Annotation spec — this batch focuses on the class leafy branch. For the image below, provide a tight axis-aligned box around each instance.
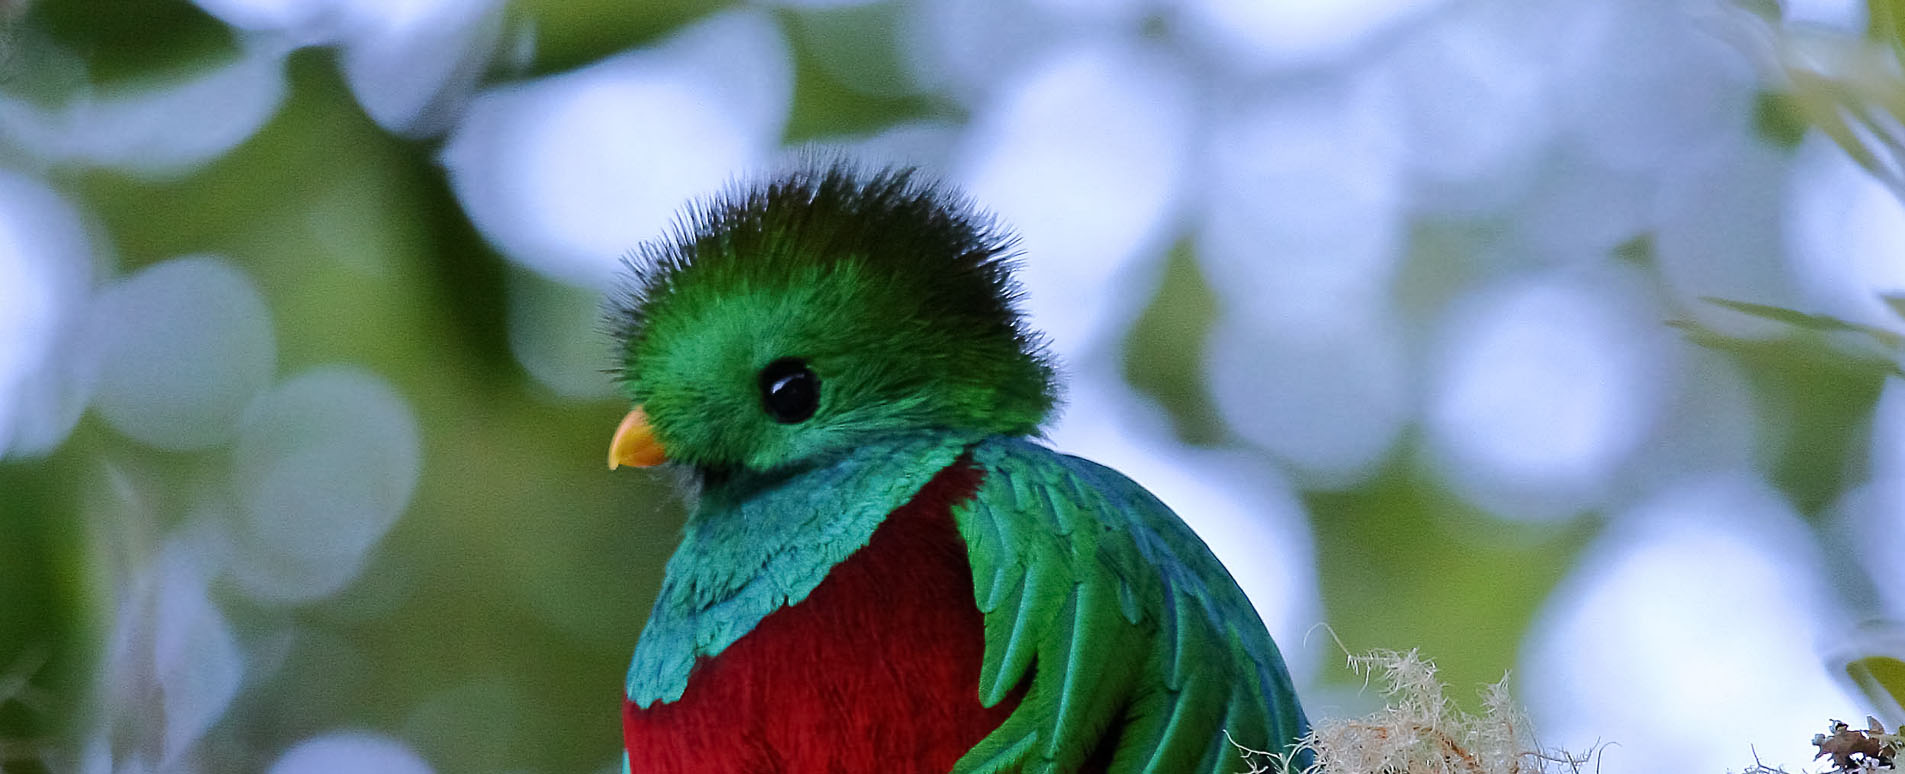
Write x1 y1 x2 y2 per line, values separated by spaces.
1670 296 1905 380
1725 0 1905 200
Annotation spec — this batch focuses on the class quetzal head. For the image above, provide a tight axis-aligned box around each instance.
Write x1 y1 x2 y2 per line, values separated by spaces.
605 163 1059 479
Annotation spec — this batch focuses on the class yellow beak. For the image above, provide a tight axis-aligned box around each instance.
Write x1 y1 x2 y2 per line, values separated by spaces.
608 406 668 469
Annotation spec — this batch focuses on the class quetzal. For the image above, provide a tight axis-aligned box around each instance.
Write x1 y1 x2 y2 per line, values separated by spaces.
605 163 1310 774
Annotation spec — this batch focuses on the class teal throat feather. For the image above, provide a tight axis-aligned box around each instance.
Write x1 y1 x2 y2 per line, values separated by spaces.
626 431 976 707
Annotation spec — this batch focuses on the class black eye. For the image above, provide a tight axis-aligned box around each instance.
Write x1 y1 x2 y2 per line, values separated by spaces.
759 357 819 424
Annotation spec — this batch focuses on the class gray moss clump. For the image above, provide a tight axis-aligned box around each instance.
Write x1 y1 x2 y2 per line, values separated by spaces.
1237 649 1595 774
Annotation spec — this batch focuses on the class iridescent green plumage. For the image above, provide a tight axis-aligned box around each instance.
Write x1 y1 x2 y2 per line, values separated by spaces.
953 438 1308 773
609 164 1057 473
610 162 1308 773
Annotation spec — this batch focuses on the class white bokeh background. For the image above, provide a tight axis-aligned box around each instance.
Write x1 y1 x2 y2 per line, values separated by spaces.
3 0 1902 772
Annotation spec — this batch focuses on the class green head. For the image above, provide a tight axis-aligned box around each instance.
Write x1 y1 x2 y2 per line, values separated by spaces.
606 163 1058 478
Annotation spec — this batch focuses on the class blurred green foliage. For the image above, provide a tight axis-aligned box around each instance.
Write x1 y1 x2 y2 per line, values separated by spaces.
30 0 236 84
515 0 731 77
1873 0 1905 59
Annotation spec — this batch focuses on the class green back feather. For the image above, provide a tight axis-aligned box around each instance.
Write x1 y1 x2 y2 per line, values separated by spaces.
951 437 1311 774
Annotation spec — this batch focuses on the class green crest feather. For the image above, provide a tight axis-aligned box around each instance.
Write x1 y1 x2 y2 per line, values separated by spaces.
607 162 1060 475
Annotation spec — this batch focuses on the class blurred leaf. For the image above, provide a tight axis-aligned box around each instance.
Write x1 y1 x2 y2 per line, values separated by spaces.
1673 310 1896 511
512 0 734 77
28 0 235 84
1122 243 1228 447
1738 0 1783 20
1848 655 1905 722
1872 0 1905 64
781 6 953 142
401 676 528 771
1307 462 1598 708
0 454 89 765
1674 295 1900 512
1754 90 1811 148
1613 233 1656 267
1738 3 1905 202
401 141 516 377
1887 293 1905 321
1700 296 1905 353
1395 220 1499 322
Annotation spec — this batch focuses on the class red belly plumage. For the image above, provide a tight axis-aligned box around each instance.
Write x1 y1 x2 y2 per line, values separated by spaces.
623 459 1021 773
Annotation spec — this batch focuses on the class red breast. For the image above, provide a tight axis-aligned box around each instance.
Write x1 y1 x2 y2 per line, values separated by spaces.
623 458 1021 773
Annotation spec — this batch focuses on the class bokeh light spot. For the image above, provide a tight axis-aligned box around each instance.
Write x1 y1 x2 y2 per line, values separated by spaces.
1785 132 1905 329
1553 0 1754 173
61 42 291 179
1428 268 1667 519
954 40 1192 361
228 366 421 605
1784 0 1867 32
1198 71 1404 332
900 0 1069 105
268 732 434 774
1180 0 1445 72
443 9 792 289
1522 474 1857 770
1208 314 1408 488
0 171 94 459
1834 382 1905 620
507 270 619 399
1654 134 1803 337
90 256 276 452
335 0 505 136
151 539 244 762
1381 0 1556 213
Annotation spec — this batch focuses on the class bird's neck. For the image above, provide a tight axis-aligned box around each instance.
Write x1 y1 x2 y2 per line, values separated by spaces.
625 430 982 707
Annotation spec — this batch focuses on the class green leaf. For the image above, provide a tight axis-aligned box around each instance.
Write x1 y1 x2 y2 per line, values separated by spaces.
1885 293 1905 322
1701 297 1905 351
512 0 733 77
1846 655 1905 720
1872 0 1905 67
1122 244 1227 446
1705 297 1864 331
1736 0 1783 22
27 0 238 85
1754 90 1812 149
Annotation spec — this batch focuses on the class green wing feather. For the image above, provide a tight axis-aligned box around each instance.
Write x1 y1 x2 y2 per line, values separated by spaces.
951 437 1310 774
